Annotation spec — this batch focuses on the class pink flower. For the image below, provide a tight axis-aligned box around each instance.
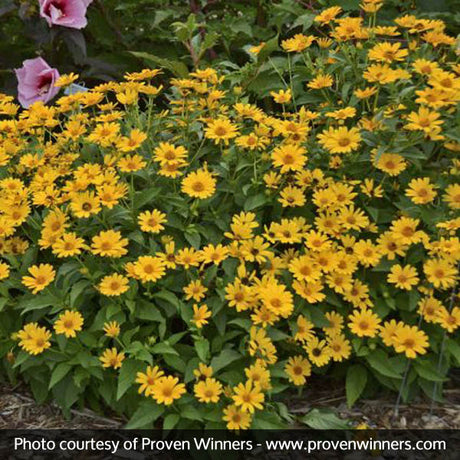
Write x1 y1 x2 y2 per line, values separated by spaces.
15 57 60 108
39 0 94 29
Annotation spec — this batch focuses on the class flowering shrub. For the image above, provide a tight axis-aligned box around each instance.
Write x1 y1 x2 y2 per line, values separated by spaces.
0 3 459 430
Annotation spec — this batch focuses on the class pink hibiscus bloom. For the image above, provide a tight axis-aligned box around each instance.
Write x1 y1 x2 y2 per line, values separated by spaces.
15 57 60 108
39 0 94 29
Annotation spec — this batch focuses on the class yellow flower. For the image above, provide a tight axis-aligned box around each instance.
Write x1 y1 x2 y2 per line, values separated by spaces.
327 334 351 362
368 42 408 63
271 144 307 173
154 142 188 165
405 107 443 134
393 325 429 359
223 404 252 430
151 376 186 405
348 308 381 338
18 323 52 355
232 380 264 413
194 377 222 403
307 74 333 89
184 279 208 302
136 366 164 396
285 355 311 385
91 230 128 258
303 336 331 367
181 167 216 199
387 264 419 290
54 73 79 87
70 191 101 218
99 274 130 296
314 6 342 24
54 310 84 338
99 348 125 369
138 209 167 233
0 261 10 280
103 321 121 338
405 178 437 204
270 89 292 104
22 264 55 294
424 258 457 289
134 256 166 283
443 184 460 210
317 126 361 154
52 232 85 258
436 307 460 333
205 118 238 145
281 34 314 52
192 303 212 328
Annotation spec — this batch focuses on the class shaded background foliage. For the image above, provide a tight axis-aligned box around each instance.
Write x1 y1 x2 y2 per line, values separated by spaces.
0 0 459 96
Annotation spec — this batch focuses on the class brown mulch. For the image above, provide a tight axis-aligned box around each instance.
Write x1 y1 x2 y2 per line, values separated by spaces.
0 383 123 429
0 381 459 429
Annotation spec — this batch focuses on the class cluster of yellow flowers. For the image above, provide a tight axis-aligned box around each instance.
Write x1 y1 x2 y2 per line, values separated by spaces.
0 4 459 430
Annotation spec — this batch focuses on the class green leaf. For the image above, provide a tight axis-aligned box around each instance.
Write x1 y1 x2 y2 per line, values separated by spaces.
210 349 242 373
244 193 268 211
117 359 144 400
152 290 180 307
195 338 209 362
125 401 164 429
346 365 367 407
301 409 350 429
151 342 179 356
19 294 60 315
366 350 402 379
133 187 161 209
413 362 448 382
49 363 72 389
163 413 180 430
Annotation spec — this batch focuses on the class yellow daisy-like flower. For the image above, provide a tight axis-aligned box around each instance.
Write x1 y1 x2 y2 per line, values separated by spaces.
232 380 265 413
99 273 130 296
52 232 85 258
136 366 165 396
0 261 10 280
317 126 361 154
307 74 333 89
285 355 312 386
194 377 223 403
181 168 216 199
368 42 408 63
18 323 52 355
205 118 238 145
387 264 419 290
271 144 307 173
22 264 56 294
192 303 212 328
405 177 437 204
54 310 84 338
393 325 429 359
151 376 186 405
443 184 460 210
103 321 121 338
223 404 252 430
134 256 166 283
99 348 125 369
424 258 458 289
348 308 381 338
138 209 167 233
91 230 128 258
